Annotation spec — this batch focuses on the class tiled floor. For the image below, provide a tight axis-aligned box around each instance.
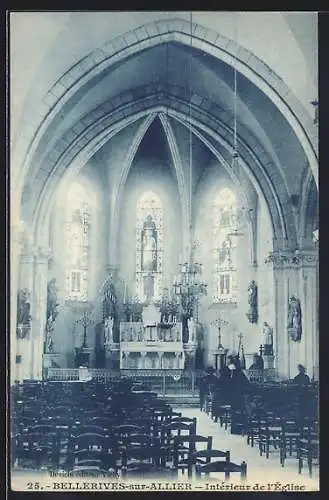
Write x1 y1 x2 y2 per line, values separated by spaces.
174 407 319 491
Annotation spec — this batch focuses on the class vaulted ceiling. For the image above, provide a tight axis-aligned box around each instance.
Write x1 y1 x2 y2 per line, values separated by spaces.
10 12 318 248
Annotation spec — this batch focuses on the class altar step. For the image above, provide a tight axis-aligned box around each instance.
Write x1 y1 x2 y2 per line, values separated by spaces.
163 394 199 407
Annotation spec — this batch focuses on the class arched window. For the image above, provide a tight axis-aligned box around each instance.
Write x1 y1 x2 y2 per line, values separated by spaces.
64 183 91 302
136 191 163 302
213 188 238 303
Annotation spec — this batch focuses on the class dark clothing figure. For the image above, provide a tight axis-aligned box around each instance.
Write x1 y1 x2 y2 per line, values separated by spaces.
199 372 218 411
214 366 231 406
293 373 310 386
293 365 310 386
249 354 264 371
228 368 251 434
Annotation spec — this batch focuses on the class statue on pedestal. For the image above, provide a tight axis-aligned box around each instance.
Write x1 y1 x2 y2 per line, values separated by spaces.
45 315 54 353
263 322 274 355
246 280 258 324
103 281 116 320
47 278 59 322
17 288 32 339
104 317 114 345
287 295 302 341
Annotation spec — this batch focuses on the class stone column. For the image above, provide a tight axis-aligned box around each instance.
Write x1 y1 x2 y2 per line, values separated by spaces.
266 249 300 379
298 250 318 380
31 246 51 380
16 246 35 382
10 223 24 385
266 247 318 380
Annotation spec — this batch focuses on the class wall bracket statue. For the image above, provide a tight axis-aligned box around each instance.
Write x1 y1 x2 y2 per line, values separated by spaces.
47 278 59 322
246 280 258 324
16 288 32 339
287 295 302 342
45 278 59 353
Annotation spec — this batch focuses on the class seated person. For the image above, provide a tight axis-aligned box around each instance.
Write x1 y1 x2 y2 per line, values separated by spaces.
199 366 218 411
293 364 310 385
248 353 264 371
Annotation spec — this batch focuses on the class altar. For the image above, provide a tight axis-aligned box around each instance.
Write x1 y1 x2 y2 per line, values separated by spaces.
119 303 185 369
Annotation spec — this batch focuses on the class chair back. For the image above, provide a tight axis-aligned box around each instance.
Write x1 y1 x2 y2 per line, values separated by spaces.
195 460 247 480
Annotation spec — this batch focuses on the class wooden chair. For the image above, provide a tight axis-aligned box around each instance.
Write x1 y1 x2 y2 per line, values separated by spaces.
258 415 282 459
71 424 110 437
298 425 319 477
172 435 213 477
121 461 174 478
193 448 230 466
67 433 116 471
160 421 197 464
195 460 247 481
14 427 60 470
280 418 300 467
218 405 232 430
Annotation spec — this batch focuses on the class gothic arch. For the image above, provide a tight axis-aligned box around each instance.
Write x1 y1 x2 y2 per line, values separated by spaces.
29 96 296 256
13 17 318 206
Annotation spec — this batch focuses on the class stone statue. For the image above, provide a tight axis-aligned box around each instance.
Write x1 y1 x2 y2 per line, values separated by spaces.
246 280 258 324
17 288 31 326
45 316 55 353
104 317 114 345
103 282 116 319
287 296 302 341
47 278 59 321
263 322 274 355
45 329 54 353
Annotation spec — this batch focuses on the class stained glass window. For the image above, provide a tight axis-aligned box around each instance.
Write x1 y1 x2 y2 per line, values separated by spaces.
65 183 90 302
213 188 238 303
136 191 163 302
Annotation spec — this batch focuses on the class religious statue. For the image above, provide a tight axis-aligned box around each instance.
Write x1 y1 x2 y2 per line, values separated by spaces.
263 322 274 355
132 301 143 322
246 280 258 324
104 316 114 345
44 315 55 353
17 288 31 326
103 281 117 320
45 329 54 353
47 278 59 321
287 295 302 341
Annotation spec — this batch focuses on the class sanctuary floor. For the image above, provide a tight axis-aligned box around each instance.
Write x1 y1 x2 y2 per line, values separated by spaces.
174 406 319 491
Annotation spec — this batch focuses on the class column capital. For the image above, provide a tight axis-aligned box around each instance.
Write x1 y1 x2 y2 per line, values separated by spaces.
33 245 52 264
265 248 318 269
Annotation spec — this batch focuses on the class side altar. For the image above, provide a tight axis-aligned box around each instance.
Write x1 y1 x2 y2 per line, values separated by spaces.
119 303 185 369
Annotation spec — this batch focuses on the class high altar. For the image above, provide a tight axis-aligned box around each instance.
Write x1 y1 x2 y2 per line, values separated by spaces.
119 303 185 369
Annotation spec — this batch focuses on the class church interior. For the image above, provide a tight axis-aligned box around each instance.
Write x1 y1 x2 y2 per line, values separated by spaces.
10 12 319 489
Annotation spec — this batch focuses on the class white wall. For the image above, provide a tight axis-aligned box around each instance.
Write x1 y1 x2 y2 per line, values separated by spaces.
49 168 107 366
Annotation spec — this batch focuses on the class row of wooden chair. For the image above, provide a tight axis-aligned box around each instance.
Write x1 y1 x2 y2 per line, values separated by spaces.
12 380 248 480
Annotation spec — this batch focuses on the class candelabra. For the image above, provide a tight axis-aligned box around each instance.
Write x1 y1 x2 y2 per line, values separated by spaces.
173 254 207 319
75 302 95 348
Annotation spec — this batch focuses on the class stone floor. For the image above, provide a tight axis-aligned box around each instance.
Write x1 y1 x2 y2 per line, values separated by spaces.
174 406 319 491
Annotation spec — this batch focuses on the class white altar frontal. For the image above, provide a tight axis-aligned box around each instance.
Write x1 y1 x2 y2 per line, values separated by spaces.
119 305 185 369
